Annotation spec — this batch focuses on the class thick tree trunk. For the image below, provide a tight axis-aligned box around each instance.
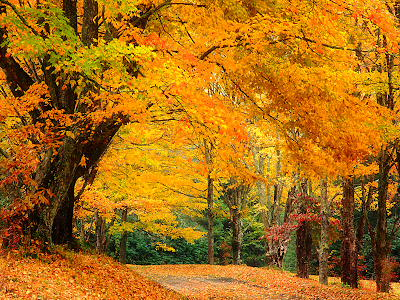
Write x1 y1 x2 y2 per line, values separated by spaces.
51 175 78 246
95 210 107 254
224 180 249 265
296 221 312 278
319 178 329 285
17 0 112 245
341 177 358 288
31 138 83 243
231 206 243 265
119 207 128 264
296 180 312 278
0 0 152 247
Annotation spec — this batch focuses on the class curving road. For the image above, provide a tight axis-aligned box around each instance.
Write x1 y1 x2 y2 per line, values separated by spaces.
144 273 300 300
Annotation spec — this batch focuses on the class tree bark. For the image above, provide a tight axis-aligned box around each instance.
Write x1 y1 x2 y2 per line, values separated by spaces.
356 182 373 253
204 140 214 265
319 178 329 285
268 185 295 268
0 0 147 245
223 180 249 265
296 220 312 278
51 174 78 246
207 174 214 265
374 147 392 293
119 207 128 264
95 210 107 254
340 177 358 288
251 144 269 232
231 204 243 265
296 180 312 278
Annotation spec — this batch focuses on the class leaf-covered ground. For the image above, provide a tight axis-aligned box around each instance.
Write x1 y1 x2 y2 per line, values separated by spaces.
131 264 400 300
0 249 184 299
2 248 400 300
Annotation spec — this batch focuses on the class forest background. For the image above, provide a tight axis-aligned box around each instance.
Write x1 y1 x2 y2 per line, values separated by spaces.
1 0 400 295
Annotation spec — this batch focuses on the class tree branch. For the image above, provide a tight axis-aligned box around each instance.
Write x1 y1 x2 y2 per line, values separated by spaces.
0 0 39 35
132 0 206 28
158 181 206 200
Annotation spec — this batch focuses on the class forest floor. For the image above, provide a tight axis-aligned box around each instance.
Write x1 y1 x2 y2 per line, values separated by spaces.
131 264 400 300
0 248 185 299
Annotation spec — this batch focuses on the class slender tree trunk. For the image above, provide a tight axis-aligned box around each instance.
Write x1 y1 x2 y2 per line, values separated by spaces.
374 147 392 293
341 177 358 288
271 149 283 226
251 145 269 232
207 174 214 265
119 207 128 264
319 178 329 285
356 183 373 253
204 140 214 265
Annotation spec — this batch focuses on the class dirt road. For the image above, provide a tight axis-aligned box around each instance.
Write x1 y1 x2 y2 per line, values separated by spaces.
141 273 300 300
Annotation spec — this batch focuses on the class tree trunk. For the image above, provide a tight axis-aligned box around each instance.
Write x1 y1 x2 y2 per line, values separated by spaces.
269 185 295 268
223 180 249 265
51 174 78 246
204 140 214 265
341 177 358 288
0 0 145 246
231 205 243 265
207 174 214 265
95 210 107 254
296 221 312 278
319 178 329 285
374 147 392 293
356 183 372 253
251 144 269 232
296 180 312 278
271 149 283 226
119 207 128 264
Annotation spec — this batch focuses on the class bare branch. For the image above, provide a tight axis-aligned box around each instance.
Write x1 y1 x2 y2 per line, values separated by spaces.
158 181 207 200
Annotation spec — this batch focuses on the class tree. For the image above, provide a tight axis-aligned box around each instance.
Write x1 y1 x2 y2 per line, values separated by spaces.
295 181 313 279
74 121 207 254
318 178 329 285
0 0 223 245
0 0 179 244
340 177 358 288
222 178 250 265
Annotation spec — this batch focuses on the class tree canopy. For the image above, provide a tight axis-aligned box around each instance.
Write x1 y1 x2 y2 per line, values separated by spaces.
1 0 400 294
